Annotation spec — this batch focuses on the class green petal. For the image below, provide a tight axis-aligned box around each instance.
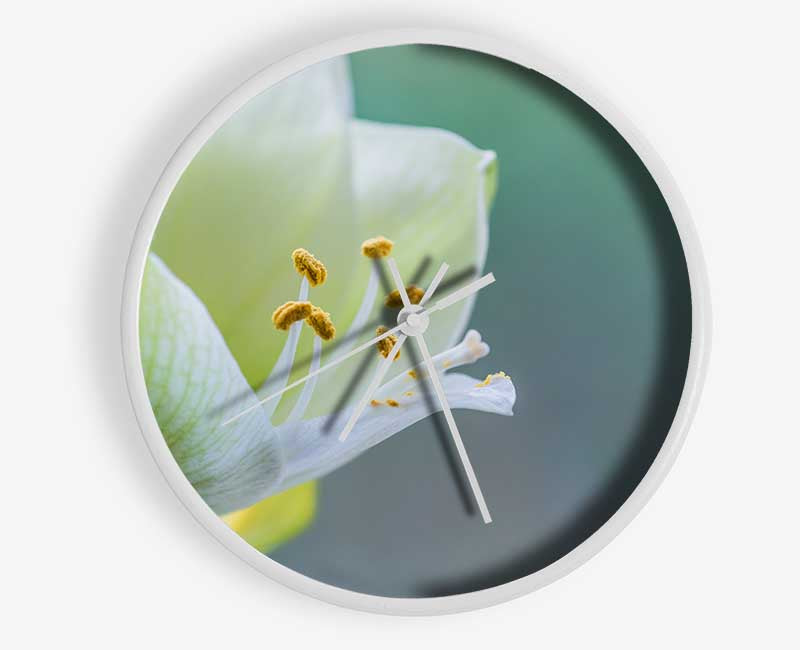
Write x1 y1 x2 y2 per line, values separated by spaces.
304 120 498 417
140 253 284 514
151 57 361 389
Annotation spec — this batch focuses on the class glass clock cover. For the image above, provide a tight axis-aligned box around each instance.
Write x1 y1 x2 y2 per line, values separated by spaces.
134 43 695 601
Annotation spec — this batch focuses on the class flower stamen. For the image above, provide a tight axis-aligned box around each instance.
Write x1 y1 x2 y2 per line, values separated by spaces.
361 235 394 259
292 248 327 286
476 371 511 387
385 285 424 308
273 248 336 340
375 326 400 360
272 301 313 330
305 306 336 340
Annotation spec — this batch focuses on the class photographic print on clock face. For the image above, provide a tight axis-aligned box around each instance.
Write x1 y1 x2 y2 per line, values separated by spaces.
139 44 692 597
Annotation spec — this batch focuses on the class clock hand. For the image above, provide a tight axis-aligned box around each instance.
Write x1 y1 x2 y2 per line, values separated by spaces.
222 322 405 426
399 261 481 518
414 333 493 524
385 257 450 307
400 341 477 516
427 272 495 314
337 333 408 441
388 259 493 522
386 258 412 308
419 262 449 306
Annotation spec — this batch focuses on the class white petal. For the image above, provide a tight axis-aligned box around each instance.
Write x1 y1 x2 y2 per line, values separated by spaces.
140 253 284 514
272 367 515 494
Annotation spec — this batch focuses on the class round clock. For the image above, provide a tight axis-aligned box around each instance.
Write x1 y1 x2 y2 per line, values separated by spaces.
122 30 710 614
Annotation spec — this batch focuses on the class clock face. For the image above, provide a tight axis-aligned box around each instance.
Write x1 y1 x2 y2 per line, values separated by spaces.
128 38 705 610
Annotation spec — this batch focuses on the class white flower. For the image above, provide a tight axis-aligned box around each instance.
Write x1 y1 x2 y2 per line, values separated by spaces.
142 253 514 514
139 56 516 545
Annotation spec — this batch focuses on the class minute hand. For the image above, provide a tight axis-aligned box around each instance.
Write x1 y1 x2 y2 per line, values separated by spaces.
414 333 493 523
426 273 495 314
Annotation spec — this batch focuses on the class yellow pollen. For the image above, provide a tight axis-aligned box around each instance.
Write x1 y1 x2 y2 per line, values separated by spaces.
272 301 313 330
385 285 425 308
408 370 417 379
291 248 327 286
476 371 510 388
375 326 401 360
370 399 381 407
361 235 394 259
386 399 400 407
403 391 413 397
305 306 336 340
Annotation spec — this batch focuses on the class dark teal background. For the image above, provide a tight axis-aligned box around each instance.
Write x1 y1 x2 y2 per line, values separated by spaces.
270 45 692 597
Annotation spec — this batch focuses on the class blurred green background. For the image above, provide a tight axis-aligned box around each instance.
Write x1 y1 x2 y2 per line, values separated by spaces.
269 45 691 597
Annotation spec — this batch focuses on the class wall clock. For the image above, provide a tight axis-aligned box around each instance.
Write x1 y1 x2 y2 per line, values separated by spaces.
122 29 710 614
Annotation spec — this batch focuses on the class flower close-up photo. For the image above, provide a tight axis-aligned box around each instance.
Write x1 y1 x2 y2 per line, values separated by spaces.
137 44 693 598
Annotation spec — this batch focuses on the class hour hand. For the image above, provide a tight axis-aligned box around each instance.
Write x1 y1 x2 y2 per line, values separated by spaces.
415 333 492 524
338 334 407 441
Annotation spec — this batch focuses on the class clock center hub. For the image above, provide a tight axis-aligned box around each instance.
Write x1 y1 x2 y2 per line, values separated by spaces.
398 305 430 337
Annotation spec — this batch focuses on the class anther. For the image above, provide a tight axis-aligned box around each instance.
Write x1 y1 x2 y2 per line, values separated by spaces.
361 235 394 259
385 285 424 308
305 306 336 340
375 326 400 360
272 301 313 330
475 371 510 388
291 248 327 286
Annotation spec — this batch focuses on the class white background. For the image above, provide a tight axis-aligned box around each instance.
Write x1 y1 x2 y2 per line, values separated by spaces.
2 0 798 647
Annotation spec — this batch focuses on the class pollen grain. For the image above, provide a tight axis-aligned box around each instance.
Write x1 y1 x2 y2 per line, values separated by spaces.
476 371 510 388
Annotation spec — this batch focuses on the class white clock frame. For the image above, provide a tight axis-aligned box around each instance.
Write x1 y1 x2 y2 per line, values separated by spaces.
121 28 711 616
